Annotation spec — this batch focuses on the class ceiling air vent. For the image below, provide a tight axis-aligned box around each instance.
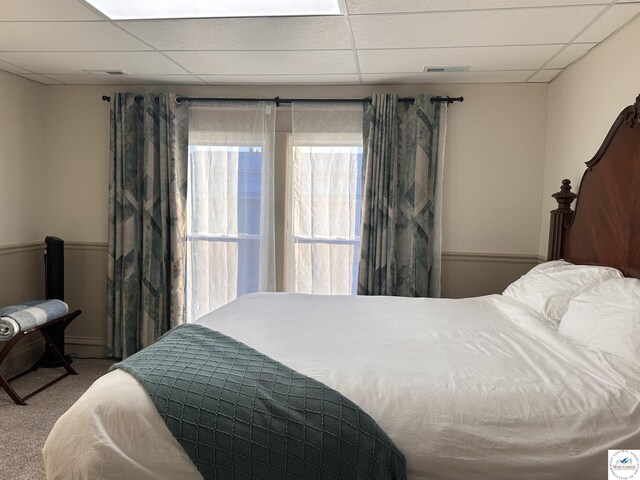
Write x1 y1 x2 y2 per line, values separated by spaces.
423 66 470 73
84 69 129 75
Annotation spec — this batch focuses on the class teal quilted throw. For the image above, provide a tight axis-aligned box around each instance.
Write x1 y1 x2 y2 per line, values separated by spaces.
111 324 407 480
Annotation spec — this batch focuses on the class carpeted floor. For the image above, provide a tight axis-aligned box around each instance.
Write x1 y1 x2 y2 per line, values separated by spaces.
0 359 114 480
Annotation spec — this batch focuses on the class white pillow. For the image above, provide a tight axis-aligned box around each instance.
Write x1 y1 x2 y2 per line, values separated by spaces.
558 277 640 366
502 260 623 327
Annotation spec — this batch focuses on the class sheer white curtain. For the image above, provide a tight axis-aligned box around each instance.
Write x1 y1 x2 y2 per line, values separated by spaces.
432 105 448 297
287 103 364 294
186 102 275 321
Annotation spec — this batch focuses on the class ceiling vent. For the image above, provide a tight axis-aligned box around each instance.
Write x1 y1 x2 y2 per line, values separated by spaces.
84 69 129 75
423 66 471 73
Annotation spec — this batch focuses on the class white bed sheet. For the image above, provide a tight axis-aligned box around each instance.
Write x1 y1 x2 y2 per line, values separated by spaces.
44 293 640 480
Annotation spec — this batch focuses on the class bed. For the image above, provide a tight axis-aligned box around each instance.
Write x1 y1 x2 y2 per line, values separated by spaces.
43 94 640 480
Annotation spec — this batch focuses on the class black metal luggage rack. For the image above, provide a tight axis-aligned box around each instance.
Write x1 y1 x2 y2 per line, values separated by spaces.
0 310 81 405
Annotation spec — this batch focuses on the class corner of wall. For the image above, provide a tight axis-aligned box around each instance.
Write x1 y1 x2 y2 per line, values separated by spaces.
537 15 640 260
538 83 553 259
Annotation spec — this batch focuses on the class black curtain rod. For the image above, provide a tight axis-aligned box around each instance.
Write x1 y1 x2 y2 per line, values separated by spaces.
101 94 155 103
431 96 464 104
174 96 416 105
101 95 463 105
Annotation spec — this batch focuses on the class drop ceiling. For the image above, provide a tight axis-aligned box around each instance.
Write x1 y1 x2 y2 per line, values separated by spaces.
0 0 639 86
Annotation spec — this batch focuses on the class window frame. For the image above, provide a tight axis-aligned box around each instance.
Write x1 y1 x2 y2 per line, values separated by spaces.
185 136 268 321
284 134 364 294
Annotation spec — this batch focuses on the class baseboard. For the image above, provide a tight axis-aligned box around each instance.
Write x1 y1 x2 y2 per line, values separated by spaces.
65 335 107 359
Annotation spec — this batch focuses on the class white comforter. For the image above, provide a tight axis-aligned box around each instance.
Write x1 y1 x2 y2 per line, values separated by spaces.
43 293 640 480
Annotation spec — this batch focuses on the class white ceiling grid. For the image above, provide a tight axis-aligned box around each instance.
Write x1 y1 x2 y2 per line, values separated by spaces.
0 0 638 85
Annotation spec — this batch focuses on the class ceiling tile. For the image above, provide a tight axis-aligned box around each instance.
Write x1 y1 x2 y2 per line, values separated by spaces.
0 0 102 21
362 71 535 84
0 52 188 75
544 43 595 68
118 16 351 51
0 59 30 74
347 0 611 14
527 69 562 82
350 6 605 48
18 73 63 85
575 3 640 42
0 22 152 51
0 0 631 86
44 74 205 85
165 50 357 75
198 74 361 85
358 44 562 73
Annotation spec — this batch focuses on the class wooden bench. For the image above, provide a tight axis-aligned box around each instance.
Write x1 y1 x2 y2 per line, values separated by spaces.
0 310 81 405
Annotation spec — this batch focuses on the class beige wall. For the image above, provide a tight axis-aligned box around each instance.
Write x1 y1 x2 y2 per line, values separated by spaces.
0 70 46 303
43 88 110 243
539 15 640 257
0 71 46 246
439 84 547 255
62 243 107 357
0 72 48 375
39 84 547 319
42 83 548 255
0 77 550 364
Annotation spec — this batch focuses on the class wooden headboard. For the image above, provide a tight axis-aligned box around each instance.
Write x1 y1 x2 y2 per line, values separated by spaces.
548 93 640 279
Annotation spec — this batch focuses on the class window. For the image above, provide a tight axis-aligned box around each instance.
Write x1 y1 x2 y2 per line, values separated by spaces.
287 144 363 294
286 103 364 295
185 102 362 319
185 103 275 322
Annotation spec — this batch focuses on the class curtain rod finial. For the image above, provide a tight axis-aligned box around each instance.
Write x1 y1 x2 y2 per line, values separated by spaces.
102 95 111 102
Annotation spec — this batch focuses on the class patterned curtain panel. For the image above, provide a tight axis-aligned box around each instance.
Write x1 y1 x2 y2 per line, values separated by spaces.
107 93 188 359
358 94 445 297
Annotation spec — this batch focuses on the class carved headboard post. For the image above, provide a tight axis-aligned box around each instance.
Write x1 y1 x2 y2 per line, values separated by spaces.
626 94 640 128
547 179 577 260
